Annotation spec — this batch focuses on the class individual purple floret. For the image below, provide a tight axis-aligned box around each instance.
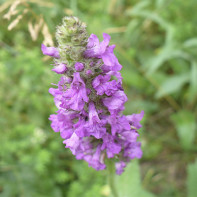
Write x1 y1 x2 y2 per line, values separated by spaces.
52 63 67 74
42 16 144 175
62 72 89 111
84 33 122 71
41 44 60 59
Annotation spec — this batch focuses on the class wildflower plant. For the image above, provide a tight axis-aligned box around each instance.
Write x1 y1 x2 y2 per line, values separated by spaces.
42 16 144 196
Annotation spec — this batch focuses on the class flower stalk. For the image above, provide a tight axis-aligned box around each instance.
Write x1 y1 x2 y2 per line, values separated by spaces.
107 159 119 197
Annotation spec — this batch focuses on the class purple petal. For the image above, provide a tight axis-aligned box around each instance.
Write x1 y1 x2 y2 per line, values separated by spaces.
101 45 122 71
84 145 106 170
126 111 144 129
52 63 67 74
63 133 80 155
115 161 127 175
124 142 142 159
84 33 111 58
41 44 60 58
62 72 89 111
49 114 60 132
102 90 127 113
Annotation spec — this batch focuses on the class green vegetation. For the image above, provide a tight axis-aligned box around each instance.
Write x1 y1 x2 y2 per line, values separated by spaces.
0 0 196 196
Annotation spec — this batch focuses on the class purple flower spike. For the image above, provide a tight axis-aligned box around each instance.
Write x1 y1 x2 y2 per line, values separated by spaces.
43 17 144 175
41 44 60 59
52 63 67 74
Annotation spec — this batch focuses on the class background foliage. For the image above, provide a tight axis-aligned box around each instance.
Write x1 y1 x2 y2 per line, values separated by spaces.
0 0 197 196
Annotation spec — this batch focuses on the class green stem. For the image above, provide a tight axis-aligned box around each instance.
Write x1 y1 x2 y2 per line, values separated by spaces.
107 159 119 197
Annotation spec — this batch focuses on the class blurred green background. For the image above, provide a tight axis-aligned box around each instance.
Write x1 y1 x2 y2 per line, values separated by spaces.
0 0 197 197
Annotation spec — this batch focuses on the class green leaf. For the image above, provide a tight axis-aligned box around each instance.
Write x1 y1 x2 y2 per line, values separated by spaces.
156 74 190 98
121 69 147 89
126 0 150 14
126 6 170 32
147 47 190 74
187 159 197 197
116 160 155 197
171 110 196 150
155 0 166 8
183 38 197 48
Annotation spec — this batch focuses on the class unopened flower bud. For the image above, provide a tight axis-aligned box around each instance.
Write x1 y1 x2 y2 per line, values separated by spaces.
86 69 92 76
75 62 84 71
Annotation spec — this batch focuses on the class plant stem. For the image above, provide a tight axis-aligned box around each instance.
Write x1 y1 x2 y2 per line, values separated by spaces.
107 159 119 197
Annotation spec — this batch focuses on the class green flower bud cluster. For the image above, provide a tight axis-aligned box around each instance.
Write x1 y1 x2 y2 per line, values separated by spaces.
56 16 88 62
